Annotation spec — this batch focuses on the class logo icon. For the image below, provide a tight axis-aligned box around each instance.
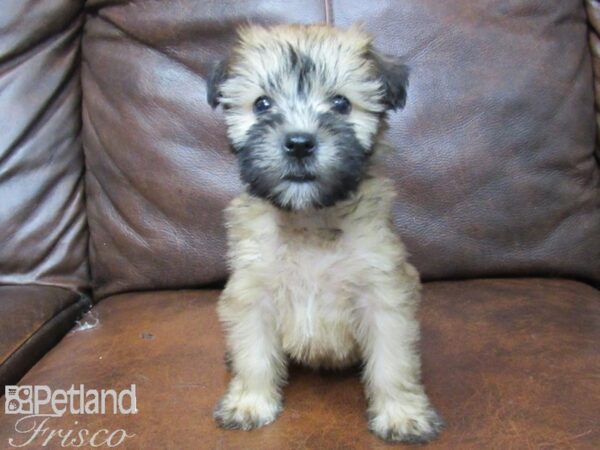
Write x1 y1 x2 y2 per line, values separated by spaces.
4 386 33 415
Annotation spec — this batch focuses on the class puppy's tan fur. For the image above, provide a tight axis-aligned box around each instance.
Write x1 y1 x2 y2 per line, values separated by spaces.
211 24 443 443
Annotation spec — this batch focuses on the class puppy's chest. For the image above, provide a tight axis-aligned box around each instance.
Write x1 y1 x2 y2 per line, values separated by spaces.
259 220 365 363
268 220 359 296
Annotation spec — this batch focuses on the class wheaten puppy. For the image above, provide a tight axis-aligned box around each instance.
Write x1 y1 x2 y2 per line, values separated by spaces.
207 24 443 443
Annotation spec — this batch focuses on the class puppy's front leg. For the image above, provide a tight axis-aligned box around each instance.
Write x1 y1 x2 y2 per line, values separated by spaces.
356 277 444 443
214 277 286 430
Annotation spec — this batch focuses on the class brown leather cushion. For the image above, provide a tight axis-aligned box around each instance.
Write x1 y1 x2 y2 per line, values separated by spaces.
0 0 89 291
2 279 598 448
81 0 600 299
0 285 90 388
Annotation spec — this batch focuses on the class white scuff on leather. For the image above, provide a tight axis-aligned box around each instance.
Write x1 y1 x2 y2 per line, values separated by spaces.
72 310 100 332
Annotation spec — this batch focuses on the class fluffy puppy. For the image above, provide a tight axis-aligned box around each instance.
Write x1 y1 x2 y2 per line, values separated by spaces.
207 24 443 443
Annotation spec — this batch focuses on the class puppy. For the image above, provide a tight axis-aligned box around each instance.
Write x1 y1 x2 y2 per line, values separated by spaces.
207 24 443 443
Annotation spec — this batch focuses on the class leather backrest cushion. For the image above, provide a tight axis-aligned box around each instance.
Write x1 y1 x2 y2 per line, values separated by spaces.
82 0 600 299
0 0 89 291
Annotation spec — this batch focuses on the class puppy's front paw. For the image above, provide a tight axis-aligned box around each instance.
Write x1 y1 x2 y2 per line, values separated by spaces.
368 401 444 444
214 390 282 430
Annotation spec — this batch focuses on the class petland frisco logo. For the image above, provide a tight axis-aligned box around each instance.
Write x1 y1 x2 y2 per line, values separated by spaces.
4 385 136 448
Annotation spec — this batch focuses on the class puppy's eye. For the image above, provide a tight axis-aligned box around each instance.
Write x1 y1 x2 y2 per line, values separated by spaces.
331 95 351 114
253 96 273 113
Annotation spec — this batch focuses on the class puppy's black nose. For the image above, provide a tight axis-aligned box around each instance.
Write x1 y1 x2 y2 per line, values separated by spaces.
284 133 316 159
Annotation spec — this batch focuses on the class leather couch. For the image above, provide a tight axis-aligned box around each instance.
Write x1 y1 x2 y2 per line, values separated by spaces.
1 0 599 448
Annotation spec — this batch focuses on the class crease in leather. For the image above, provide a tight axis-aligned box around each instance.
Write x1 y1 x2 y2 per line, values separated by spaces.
95 13 203 79
0 20 82 169
83 110 175 239
84 176 154 295
0 1 83 67
80 59 188 232
34 187 87 281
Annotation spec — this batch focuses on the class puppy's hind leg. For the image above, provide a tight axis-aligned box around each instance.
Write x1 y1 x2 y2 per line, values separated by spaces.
354 278 444 443
214 276 286 430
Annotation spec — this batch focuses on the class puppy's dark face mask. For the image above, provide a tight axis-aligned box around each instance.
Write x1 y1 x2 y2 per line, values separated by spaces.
208 25 409 211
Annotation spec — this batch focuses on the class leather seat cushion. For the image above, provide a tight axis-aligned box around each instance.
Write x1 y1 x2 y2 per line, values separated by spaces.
1 279 598 448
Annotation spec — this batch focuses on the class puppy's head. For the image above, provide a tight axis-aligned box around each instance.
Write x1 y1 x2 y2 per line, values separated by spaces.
208 24 409 210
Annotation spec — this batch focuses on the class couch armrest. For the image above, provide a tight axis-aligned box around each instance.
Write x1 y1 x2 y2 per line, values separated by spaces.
0 285 91 389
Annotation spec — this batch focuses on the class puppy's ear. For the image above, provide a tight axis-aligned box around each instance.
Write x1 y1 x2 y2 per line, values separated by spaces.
206 58 229 109
368 50 410 111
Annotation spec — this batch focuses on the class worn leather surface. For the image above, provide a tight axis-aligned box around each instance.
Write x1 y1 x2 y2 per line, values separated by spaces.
81 0 600 299
0 0 89 291
0 285 89 388
1 279 598 449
